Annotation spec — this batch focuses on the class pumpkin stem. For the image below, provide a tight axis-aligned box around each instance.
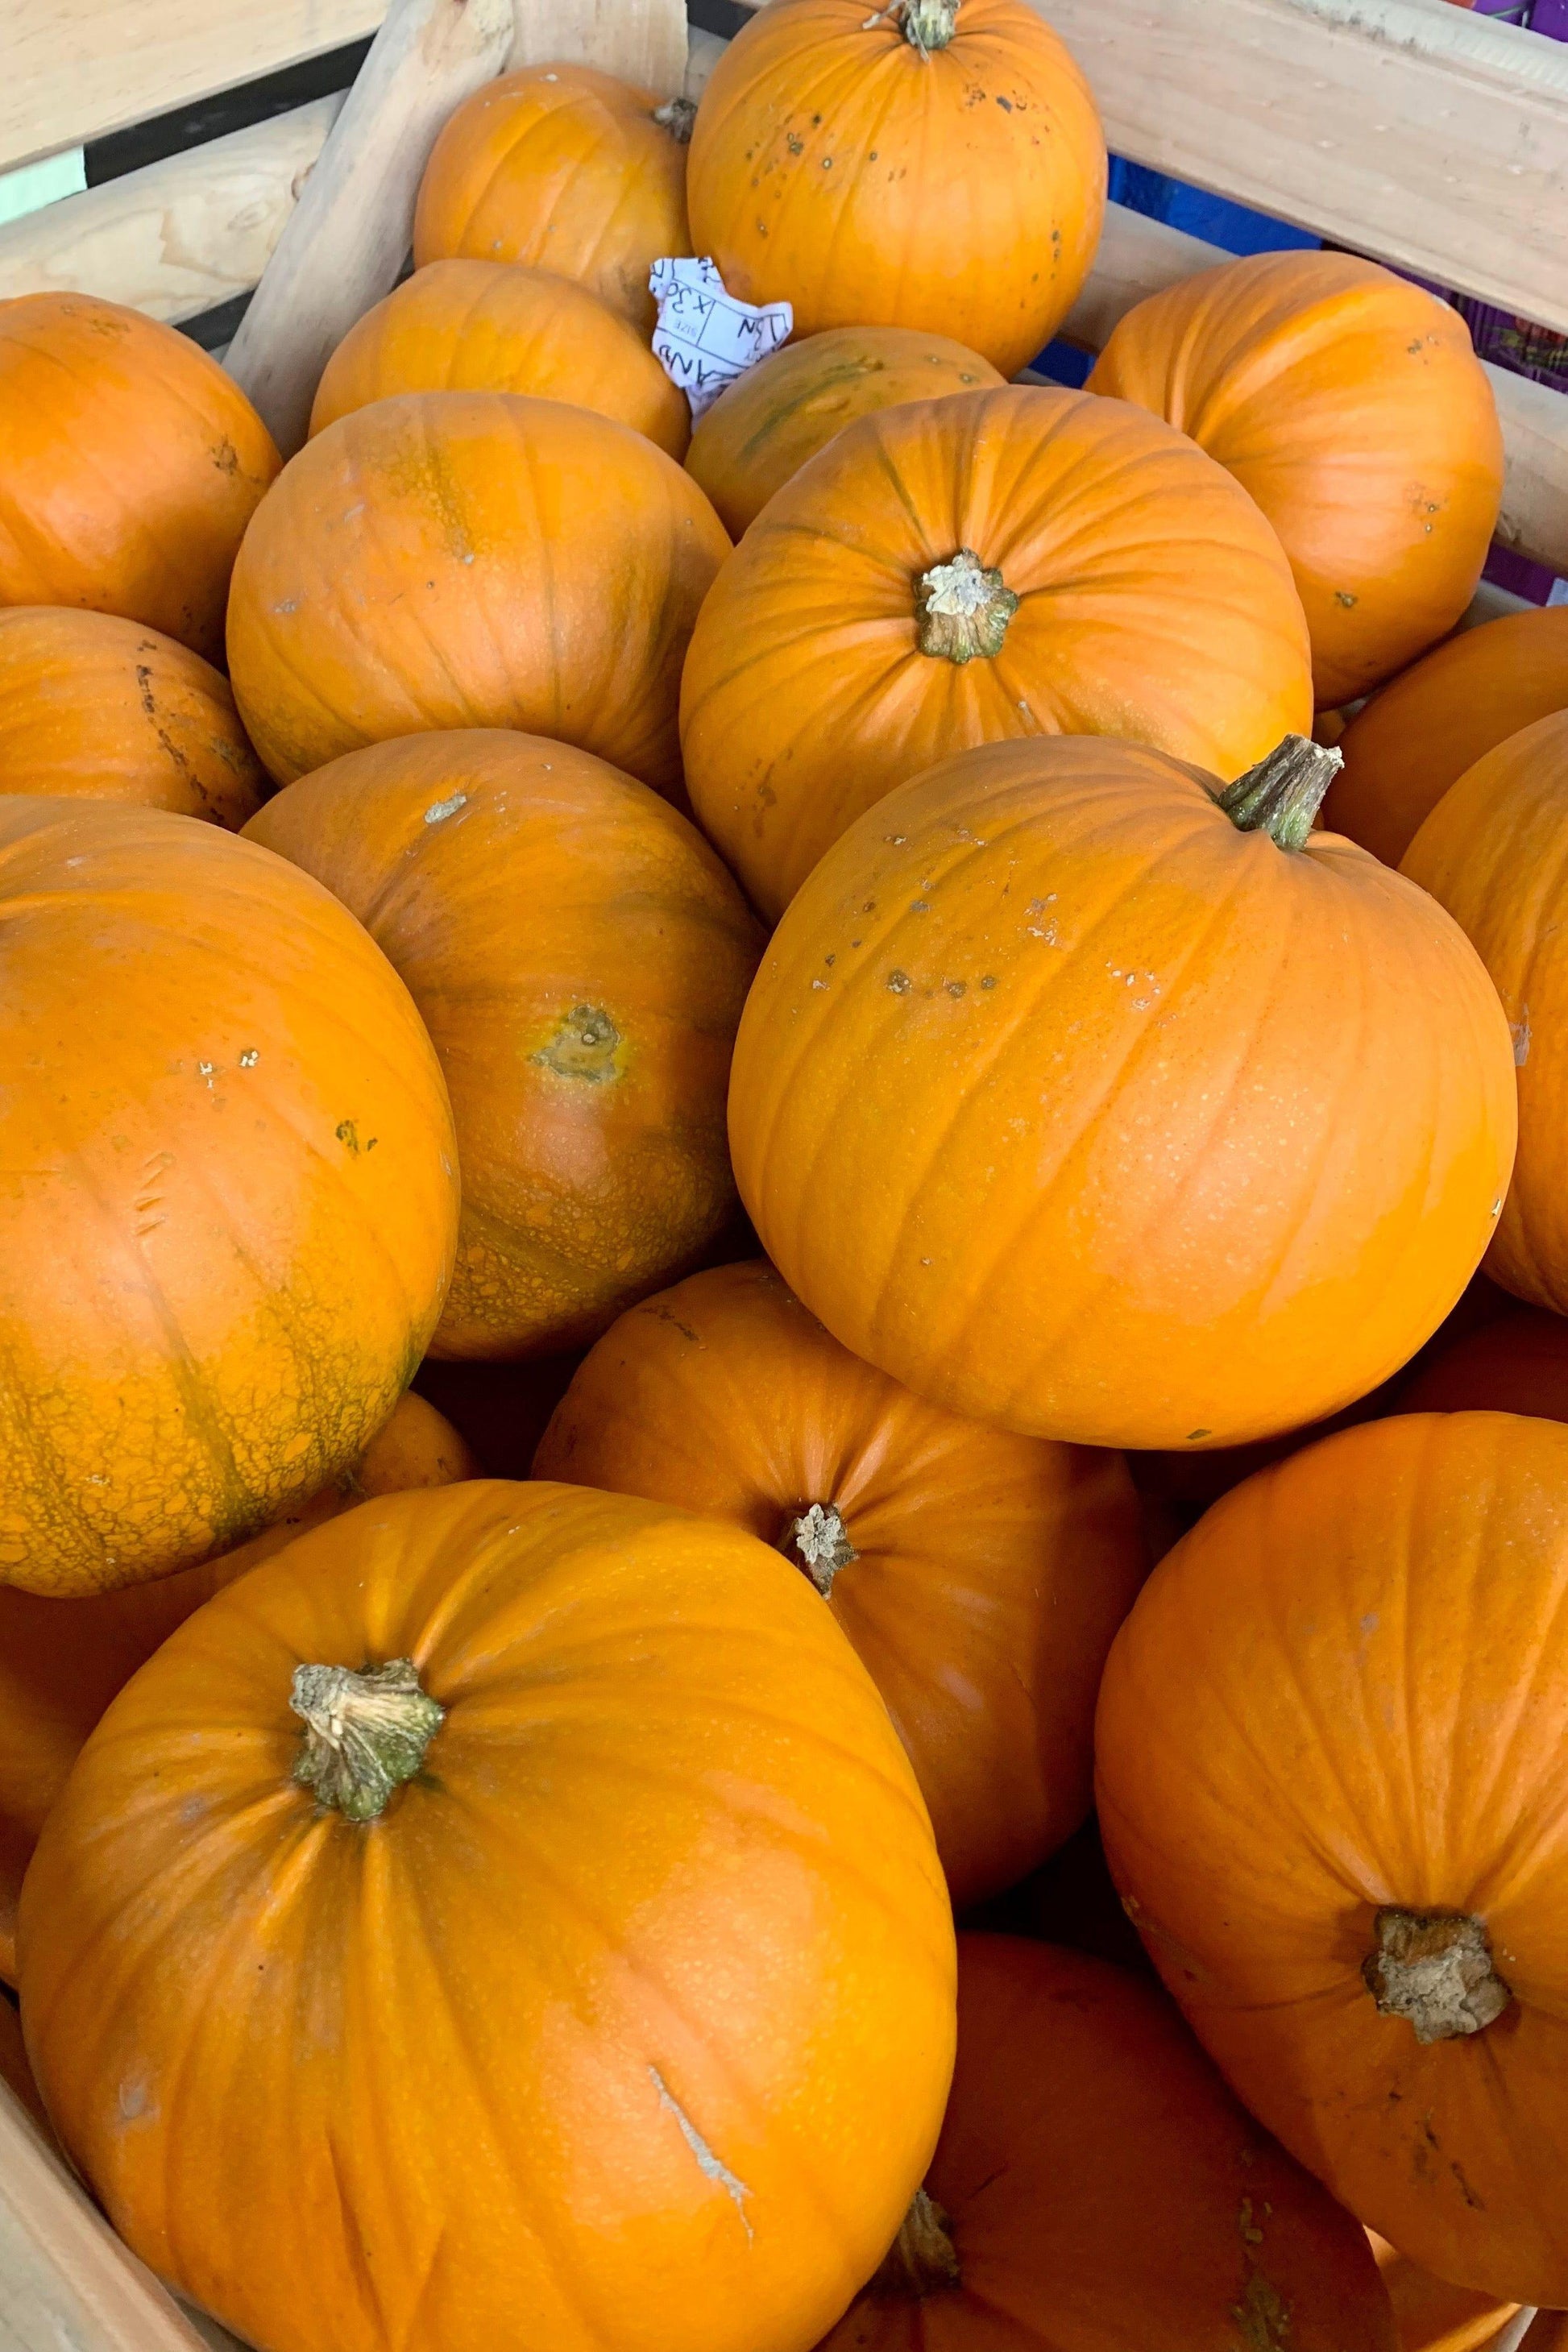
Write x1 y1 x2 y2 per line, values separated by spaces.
916 550 1018 666
1362 1908 1512 2045
874 2189 962 2296
902 0 960 52
1217 735 1343 852
777 1503 858 1595
290 1658 444 1823
653 96 697 144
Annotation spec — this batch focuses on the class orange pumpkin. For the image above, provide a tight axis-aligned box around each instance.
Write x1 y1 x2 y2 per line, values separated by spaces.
1403 710 1568 1313
1368 2236 1520 2352
0 1392 474 1984
309 259 689 457
728 733 1516 1450
0 294 279 662
681 384 1313 919
1325 608 1568 868
0 795 458 1598
414 64 692 330
19 1480 956 2352
246 732 761 1359
817 1935 1397 2352
1096 1411 1568 2304
226 392 728 799
0 607 265 827
1088 251 1504 707
533 1259 1148 1905
687 0 1105 380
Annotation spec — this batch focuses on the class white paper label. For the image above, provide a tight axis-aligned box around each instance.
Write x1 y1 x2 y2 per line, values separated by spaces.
650 256 793 421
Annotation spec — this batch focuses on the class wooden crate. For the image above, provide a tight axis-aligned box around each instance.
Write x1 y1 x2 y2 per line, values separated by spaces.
0 0 1564 2338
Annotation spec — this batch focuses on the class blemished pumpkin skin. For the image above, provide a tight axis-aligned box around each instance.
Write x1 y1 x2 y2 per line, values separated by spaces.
1367 2237 1519 2352
815 1935 1398 2352
226 392 729 800
0 608 265 828
687 0 1106 381
729 732 1517 1450
18 1480 957 2352
413 64 692 331
246 732 762 1359
0 795 459 1598
1095 1411 1568 2304
0 1392 475 1985
1324 608 1568 868
685 329 1005 541
1403 711 1568 1314
1087 251 1504 707
0 294 280 662
308 259 689 458
680 385 1313 921
533 1259 1150 1906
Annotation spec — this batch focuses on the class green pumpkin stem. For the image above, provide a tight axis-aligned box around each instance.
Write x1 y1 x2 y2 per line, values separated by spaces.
290 1658 444 1823
902 0 960 51
874 2188 962 2296
1217 736 1343 852
778 1502 858 1595
916 550 1018 665
653 96 697 144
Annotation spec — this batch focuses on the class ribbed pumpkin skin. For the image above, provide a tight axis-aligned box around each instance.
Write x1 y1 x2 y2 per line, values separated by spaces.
687 0 1106 380
533 1259 1148 1906
246 732 761 1359
1325 608 1568 868
1096 1412 1568 2304
681 387 1313 920
0 797 458 1597
309 259 689 457
1403 711 1568 1313
414 64 691 330
728 735 1517 1450
19 1481 956 2352
817 1935 1397 2352
1088 252 1503 707
0 608 265 827
0 295 280 662
226 392 728 798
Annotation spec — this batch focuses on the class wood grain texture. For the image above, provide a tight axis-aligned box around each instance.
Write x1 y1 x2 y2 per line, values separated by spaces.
507 0 688 95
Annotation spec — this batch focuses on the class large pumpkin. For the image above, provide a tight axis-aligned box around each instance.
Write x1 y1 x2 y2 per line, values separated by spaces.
309 259 689 457
728 733 1516 1449
414 64 692 330
0 1392 474 1983
1096 1411 1568 2304
0 796 458 1597
19 1480 956 2352
1088 251 1504 707
533 1259 1148 1905
0 607 265 827
681 385 1313 919
687 0 1106 380
227 392 728 799
0 294 279 662
817 1934 1397 2352
1403 710 1568 1313
246 732 761 1359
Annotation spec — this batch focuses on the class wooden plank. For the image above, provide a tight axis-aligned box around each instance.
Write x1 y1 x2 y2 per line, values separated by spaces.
508 0 688 95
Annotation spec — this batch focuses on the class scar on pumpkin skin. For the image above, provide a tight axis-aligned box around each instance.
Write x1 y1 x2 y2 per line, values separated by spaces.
649 2068 753 2238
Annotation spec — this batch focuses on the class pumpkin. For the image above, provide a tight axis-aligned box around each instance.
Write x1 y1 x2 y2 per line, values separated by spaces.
0 607 265 828
0 294 280 662
246 732 761 1359
0 795 458 1598
414 64 692 331
1325 608 1568 868
1403 710 1568 1313
728 732 1517 1450
817 1934 1397 2352
687 0 1105 380
0 1392 474 1984
309 259 689 458
685 326 1005 541
1399 1304 1568 1419
19 1480 956 2352
533 1259 1148 1905
1368 2237 1520 2352
1087 251 1504 707
1096 1410 1568 2304
226 392 728 799
680 385 1313 919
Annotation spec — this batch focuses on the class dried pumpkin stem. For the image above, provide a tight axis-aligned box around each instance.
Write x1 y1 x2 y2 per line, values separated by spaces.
873 2188 962 2296
1362 1907 1512 2044
290 1658 444 1823
777 1502 858 1595
902 0 960 52
1217 735 1343 852
916 550 1017 665
653 96 697 143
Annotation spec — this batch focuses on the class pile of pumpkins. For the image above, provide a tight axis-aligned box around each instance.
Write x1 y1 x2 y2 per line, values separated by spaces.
5 0 1568 2344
